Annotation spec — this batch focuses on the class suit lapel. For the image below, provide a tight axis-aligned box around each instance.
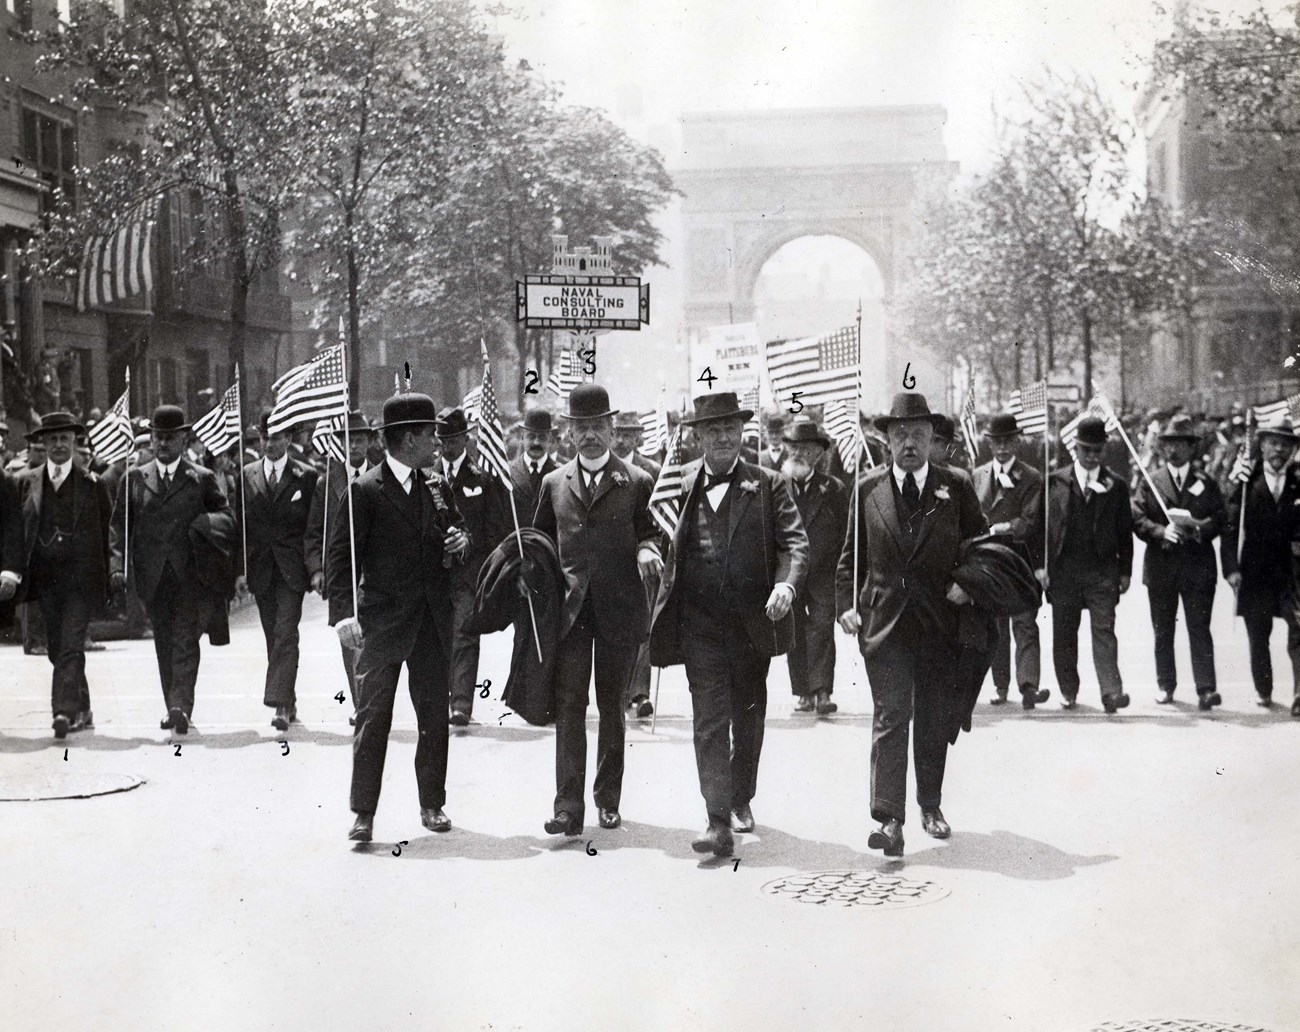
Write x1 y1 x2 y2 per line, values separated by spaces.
143 461 163 499
910 469 942 557
1156 467 1180 509
870 472 906 553
564 461 584 507
590 455 624 510
727 464 756 544
379 462 420 529
800 475 827 529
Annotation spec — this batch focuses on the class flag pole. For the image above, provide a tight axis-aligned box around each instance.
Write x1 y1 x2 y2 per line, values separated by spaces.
852 301 862 615
1098 396 1171 522
1237 411 1253 571
123 367 131 580
339 343 360 620
1043 390 1050 583
235 364 248 579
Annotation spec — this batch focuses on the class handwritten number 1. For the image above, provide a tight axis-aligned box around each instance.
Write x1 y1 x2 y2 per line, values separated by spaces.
732 859 740 872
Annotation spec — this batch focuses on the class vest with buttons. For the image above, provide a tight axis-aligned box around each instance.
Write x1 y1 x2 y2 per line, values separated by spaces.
679 480 734 607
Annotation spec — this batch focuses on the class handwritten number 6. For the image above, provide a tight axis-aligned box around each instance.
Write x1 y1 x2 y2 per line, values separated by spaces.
902 362 916 390
585 841 598 856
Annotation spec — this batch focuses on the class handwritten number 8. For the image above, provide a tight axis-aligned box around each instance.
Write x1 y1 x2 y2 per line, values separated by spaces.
478 678 492 700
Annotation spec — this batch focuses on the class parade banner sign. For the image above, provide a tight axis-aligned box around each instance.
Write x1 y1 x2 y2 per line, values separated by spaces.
516 275 650 331
691 322 762 392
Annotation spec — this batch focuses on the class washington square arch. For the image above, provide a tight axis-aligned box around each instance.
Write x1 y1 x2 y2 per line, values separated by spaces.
676 106 956 413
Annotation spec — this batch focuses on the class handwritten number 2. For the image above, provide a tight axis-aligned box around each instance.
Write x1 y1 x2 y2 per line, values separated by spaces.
524 370 540 394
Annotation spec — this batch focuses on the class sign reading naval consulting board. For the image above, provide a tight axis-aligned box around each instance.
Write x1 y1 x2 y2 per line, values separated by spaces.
516 275 651 331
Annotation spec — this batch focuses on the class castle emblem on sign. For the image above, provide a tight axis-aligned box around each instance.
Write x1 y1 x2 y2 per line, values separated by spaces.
551 235 615 276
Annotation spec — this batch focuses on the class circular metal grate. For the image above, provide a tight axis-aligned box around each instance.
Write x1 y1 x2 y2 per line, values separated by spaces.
1089 1022 1282 1032
0 772 145 801
760 870 949 909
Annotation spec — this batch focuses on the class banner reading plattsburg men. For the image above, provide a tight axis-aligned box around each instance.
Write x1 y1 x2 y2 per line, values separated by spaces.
690 322 762 394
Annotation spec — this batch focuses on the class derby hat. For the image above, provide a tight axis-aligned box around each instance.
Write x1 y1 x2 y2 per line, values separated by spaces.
25 411 86 440
379 392 439 430
563 383 617 421
984 412 1021 438
874 392 945 432
684 391 754 426
1159 414 1201 442
435 407 471 438
764 413 786 432
782 417 830 448
612 411 645 430
1075 416 1109 446
150 405 191 434
519 408 555 433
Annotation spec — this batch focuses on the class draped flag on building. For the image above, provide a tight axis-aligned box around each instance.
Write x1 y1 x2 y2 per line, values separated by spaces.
311 414 347 465
266 345 347 436
192 380 241 457
764 324 860 409
475 342 510 485
960 366 979 465
1007 379 1048 435
546 349 582 400
1252 392 1300 429
89 385 133 464
649 427 686 538
77 199 159 311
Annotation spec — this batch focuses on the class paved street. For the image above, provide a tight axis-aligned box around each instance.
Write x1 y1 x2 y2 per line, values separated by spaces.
3 541 1299 1032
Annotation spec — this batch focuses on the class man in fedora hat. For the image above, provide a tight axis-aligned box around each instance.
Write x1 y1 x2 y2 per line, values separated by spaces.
760 413 788 470
508 408 558 529
649 391 808 857
13 412 112 737
237 408 320 731
110 405 233 733
435 406 509 725
973 412 1048 709
611 410 661 482
1221 419 1300 715
1132 414 1226 710
534 383 661 836
781 416 847 716
611 410 661 718
328 393 470 842
306 410 374 723
836 392 985 857
1041 416 1133 714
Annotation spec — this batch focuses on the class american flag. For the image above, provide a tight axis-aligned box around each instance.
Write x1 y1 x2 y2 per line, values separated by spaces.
77 199 158 311
89 385 133 464
475 341 510 485
960 366 979 465
271 359 312 399
461 384 483 426
1059 396 1116 457
546 350 582 400
1252 392 1300 429
192 380 241 456
740 385 761 439
639 408 668 457
765 325 860 409
1008 379 1048 435
266 345 347 436
825 399 870 471
648 426 686 537
311 414 347 464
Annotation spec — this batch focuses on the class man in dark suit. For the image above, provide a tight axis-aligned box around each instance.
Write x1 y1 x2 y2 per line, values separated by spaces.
1041 417 1134 714
509 408 558 529
836 393 986 858
650 392 808 857
305 410 373 723
758 413 788 470
780 418 847 716
534 384 661 837
239 408 319 731
329 393 470 842
611 410 661 718
14 412 112 738
110 405 233 733
1132 414 1226 711
973 413 1048 708
1221 421 1300 715
435 406 510 725
0 467 19 627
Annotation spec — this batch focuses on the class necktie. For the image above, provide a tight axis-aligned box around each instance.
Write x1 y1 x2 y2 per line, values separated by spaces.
1172 470 1182 494
1271 474 1282 502
50 468 64 491
704 469 731 489
902 472 919 509
162 471 172 493
268 467 278 491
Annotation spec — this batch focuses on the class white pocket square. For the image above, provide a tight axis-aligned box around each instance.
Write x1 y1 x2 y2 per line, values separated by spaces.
1188 480 1204 497
291 490 302 502
462 485 483 497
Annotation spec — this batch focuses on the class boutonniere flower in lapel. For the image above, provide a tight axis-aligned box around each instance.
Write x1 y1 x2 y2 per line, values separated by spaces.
611 470 628 487
934 485 951 502
1088 479 1109 494
739 479 760 494
185 468 200 483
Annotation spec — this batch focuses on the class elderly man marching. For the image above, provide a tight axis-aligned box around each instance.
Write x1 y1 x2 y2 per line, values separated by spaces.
836 393 986 858
533 385 661 836
973 412 1047 709
650 392 808 857
1131 414 1226 711
1221 418 1300 715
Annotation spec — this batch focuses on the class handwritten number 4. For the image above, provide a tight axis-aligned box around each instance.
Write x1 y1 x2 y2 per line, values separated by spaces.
697 366 717 389
334 691 345 704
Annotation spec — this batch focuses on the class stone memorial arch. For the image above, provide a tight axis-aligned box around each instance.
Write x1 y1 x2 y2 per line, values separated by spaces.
676 106 956 406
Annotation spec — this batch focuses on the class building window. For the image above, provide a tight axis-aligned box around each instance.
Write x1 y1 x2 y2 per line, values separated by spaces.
20 107 77 215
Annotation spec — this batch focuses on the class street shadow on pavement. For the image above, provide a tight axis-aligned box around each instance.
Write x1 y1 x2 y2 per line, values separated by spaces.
195 728 355 749
351 828 545 862
0 732 157 753
903 829 1117 881
450 723 552 742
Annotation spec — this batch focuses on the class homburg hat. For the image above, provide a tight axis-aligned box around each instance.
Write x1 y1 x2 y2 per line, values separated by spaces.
1159 414 1201 442
684 391 754 426
874 393 945 432
612 411 645 431
25 411 86 441
1258 419 1300 442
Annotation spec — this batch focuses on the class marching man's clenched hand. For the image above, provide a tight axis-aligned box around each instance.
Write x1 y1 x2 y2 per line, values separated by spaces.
335 617 363 649
765 583 794 621
837 609 862 635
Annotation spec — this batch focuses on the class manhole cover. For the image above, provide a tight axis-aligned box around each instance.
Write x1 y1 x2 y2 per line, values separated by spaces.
1089 1022 1281 1031
760 870 949 909
0 772 145 801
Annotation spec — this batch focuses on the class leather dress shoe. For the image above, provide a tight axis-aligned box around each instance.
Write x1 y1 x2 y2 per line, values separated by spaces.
691 822 734 858
815 690 838 716
449 710 470 727
272 706 291 732
731 804 755 833
349 711 357 726
1257 695 1274 708
794 694 816 713
159 714 174 730
1060 694 1078 710
598 808 621 829
1021 688 1048 711
989 689 1008 705
169 708 189 734
629 695 653 718
76 710 93 730
544 811 581 836
1291 697 1300 718
421 807 452 833
1102 693 1130 714
53 714 69 740
1156 689 1175 705
1197 691 1222 711
921 808 951 839
348 813 374 842
867 819 904 857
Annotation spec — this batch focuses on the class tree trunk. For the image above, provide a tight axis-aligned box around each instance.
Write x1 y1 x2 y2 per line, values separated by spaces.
222 172 251 386
1013 337 1022 388
513 320 529 409
1044 306 1055 375
345 206 362 400
1081 309 1093 401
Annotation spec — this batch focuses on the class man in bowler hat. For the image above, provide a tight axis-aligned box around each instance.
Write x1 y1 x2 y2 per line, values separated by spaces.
780 417 847 716
435 406 510 725
534 384 661 836
1132 414 1226 710
650 391 808 857
1041 416 1134 714
110 405 233 733
13 412 113 737
837 393 986 857
329 393 470 842
973 412 1048 708
238 408 319 730
508 408 558 529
